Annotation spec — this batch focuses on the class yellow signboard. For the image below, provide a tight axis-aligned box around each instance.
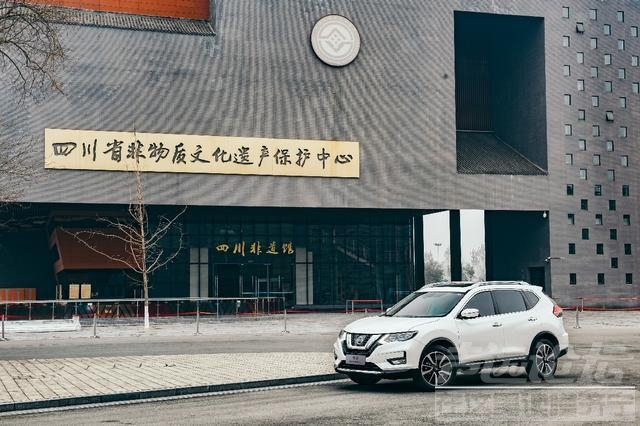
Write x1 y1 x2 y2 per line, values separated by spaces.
44 129 359 178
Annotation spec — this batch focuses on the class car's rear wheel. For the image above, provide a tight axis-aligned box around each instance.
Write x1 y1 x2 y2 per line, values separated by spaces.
347 373 381 386
413 344 457 391
525 338 558 381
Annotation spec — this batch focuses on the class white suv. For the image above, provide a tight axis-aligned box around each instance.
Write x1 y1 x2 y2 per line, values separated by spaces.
334 281 569 390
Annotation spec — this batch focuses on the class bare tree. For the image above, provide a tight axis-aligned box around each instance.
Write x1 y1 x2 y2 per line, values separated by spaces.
64 159 186 329
0 1 66 99
0 1 66 202
424 251 445 284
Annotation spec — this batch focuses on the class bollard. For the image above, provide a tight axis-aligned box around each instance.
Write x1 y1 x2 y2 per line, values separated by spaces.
51 302 55 320
574 306 581 329
177 301 180 320
156 303 159 318
136 301 139 318
1 314 5 341
283 307 289 333
116 303 120 319
195 301 200 335
92 304 98 338
74 302 78 316
29 302 31 321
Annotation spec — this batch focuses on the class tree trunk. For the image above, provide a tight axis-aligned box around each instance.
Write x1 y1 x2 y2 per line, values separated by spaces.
143 272 150 329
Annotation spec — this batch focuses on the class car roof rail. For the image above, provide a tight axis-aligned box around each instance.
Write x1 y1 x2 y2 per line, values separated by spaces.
473 280 532 287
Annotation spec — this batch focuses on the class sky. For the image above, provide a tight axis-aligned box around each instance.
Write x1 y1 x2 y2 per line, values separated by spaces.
423 210 485 264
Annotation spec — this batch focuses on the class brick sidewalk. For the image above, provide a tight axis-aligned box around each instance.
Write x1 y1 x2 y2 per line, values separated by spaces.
0 352 335 410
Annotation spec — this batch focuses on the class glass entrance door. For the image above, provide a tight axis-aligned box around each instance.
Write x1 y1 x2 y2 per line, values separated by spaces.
213 263 270 298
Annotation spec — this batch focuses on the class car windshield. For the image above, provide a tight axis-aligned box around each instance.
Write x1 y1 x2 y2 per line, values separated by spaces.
384 291 464 318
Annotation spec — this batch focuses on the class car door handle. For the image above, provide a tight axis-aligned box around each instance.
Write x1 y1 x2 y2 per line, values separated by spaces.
492 322 502 327
528 317 537 322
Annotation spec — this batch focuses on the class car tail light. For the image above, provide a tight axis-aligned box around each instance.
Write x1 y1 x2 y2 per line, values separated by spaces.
553 304 563 317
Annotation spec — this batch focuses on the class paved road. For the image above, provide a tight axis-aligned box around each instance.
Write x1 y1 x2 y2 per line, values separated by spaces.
5 379 637 425
0 334 337 360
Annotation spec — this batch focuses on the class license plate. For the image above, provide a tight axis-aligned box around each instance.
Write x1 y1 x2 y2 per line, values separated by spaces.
346 354 366 366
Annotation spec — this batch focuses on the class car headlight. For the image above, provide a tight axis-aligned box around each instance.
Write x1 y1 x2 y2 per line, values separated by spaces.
379 331 417 344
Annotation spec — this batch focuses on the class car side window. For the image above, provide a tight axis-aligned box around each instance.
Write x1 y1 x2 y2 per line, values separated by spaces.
521 291 540 310
492 290 527 314
462 291 495 317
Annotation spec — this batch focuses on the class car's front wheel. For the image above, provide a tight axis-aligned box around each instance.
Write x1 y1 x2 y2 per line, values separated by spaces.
347 373 381 386
525 338 558 381
413 344 457 391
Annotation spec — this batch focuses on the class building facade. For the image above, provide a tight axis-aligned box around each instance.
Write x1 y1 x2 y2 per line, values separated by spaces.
0 0 638 307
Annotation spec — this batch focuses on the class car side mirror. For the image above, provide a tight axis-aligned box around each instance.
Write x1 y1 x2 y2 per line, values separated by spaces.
460 308 480 319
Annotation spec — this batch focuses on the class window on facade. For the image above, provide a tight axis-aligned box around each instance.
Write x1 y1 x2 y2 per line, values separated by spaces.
562 6 570 18
633 82 640 93
578 110 585 120
577 79 584 90
626 274 633 285
577 52 584 63
580 168 588 180
596 243 604 254
568 213 575 225
595 213 603 225
605 81 613 91
565 124 573 135
605 111 614 121
592 125 600 136
606 140 614 151
582 228 590 240
576 22 585 33
618 39 625 50
579 139 587 150
566 184 574 195
604 24 611 35
609 199 616 210
568 243 576 254
592 95 599 107
569 273 577 285
632 26 639 37
619 126 627 138
565 154 573 165
624 244 632 255
622 185 629 196
617 11 624 22
564 94 571 105
633 56 639 67
564 65 571 76
591 66 599 77
597 273 605 285
605 54 612 65
611 258 618 269
619 97 627 108
594 184 602 195
621 156 628 167
593 155 601 167
589 9 597 20
610 229 617 240
623 214 630 226
607 169 615 181
618 68 626 79
563 35 571 47
581 199 589 210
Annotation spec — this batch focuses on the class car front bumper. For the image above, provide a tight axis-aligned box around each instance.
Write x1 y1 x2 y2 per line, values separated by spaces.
333 337 421 377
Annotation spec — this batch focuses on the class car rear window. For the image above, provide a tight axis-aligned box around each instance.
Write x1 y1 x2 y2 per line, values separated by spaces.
492 290 527 314
521 291 540 310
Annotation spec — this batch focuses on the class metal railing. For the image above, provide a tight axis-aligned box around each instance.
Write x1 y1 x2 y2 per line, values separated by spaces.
570 296 640 329
0 296 289 339
345 299 384 314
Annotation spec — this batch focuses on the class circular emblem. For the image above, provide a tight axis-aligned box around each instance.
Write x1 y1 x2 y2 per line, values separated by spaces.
311 15 361 67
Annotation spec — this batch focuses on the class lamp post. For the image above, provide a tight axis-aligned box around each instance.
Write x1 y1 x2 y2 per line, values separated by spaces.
434 243 442 261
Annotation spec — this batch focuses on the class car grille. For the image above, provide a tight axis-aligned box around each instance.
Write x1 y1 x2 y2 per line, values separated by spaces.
338 361 382 372
350 333 372 347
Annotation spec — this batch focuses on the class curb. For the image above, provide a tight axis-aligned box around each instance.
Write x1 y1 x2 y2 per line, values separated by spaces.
0 373 344 413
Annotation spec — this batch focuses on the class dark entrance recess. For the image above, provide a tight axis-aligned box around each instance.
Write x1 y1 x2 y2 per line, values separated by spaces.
485 211 550 289
455 11 547 175
528 266 546 292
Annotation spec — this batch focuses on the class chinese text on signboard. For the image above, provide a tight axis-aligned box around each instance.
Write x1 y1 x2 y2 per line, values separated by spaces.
45 129 359 178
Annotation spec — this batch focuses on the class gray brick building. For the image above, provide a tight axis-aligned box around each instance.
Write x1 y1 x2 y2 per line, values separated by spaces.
0 0 637 307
